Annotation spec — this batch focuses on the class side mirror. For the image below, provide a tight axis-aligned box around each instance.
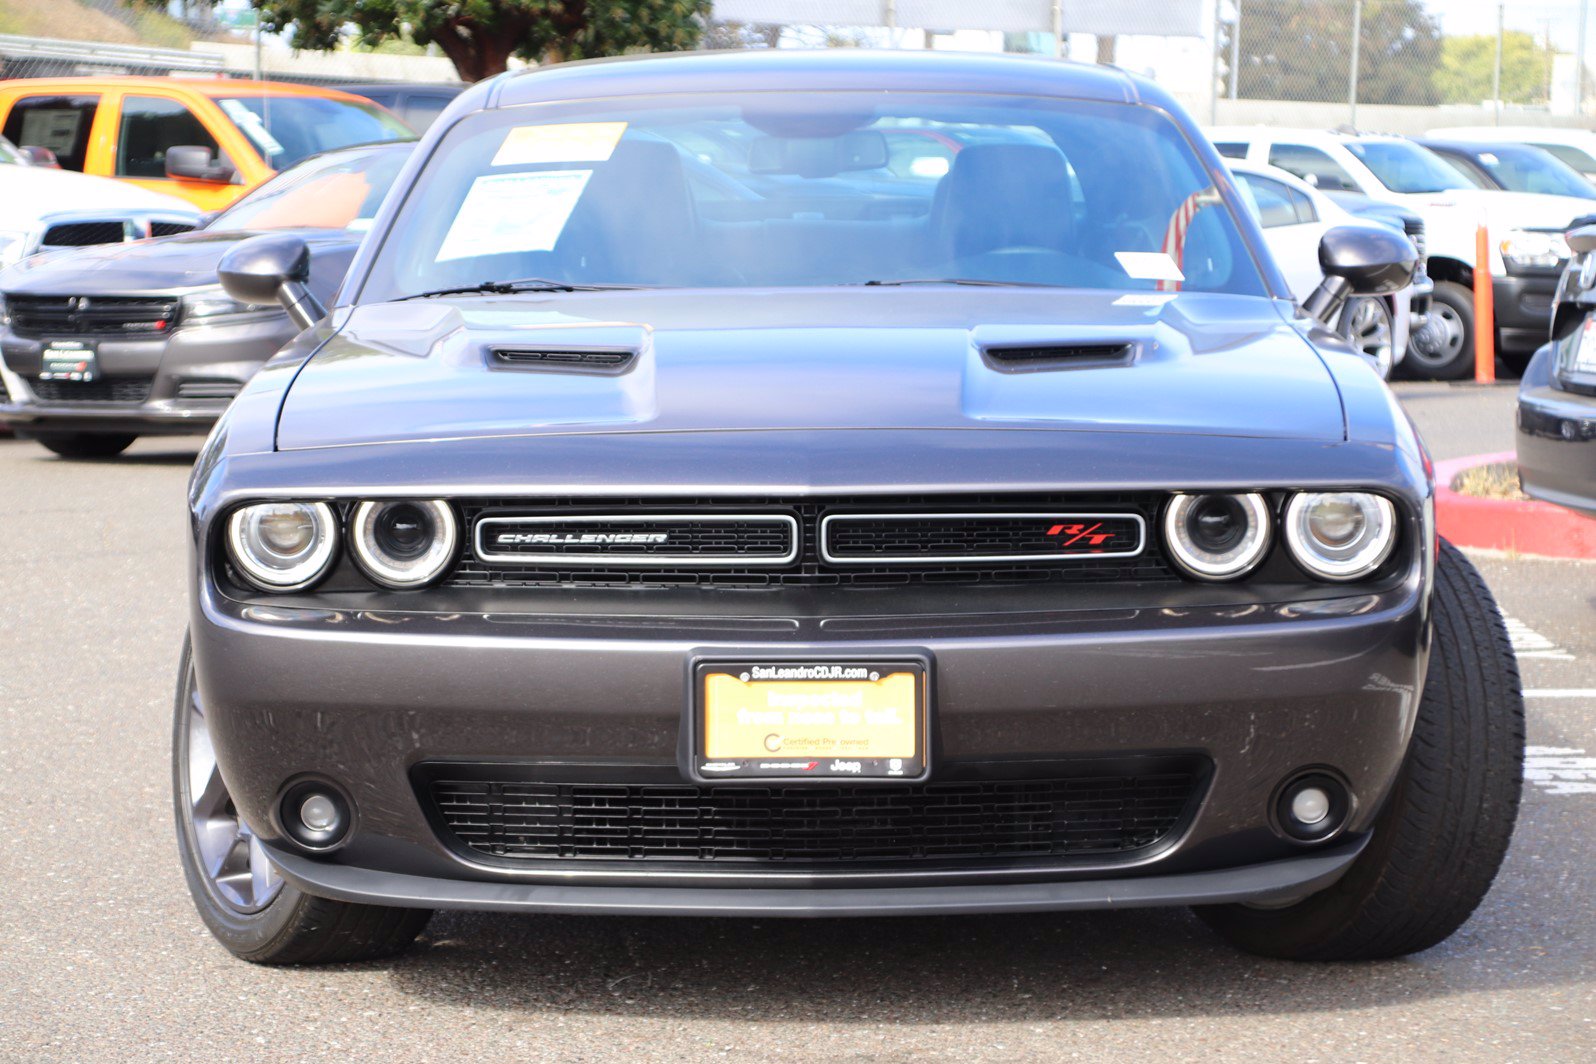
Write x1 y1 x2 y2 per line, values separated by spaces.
1566 222 1596 255
165 145 236 183
218 233 326 331
1303 223 1417 325
19 145 59 168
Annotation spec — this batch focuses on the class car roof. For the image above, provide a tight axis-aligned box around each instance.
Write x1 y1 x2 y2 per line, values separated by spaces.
0 76 373 102
486 50 1150 111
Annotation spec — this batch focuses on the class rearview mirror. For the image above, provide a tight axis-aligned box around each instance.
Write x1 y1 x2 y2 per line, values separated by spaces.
1566 222 1596 255
1303 224 1417 325
748 131 889 177
218 233 325 331
166 145 236 183
18 145 59 168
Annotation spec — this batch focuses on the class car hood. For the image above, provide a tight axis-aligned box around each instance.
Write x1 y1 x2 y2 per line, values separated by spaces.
0 228 363 297
0 165 196 225
1391 188 1594 228
275 289 1348 451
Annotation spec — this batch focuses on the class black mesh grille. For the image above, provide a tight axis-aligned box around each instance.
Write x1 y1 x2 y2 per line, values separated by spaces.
27 377 152 403
453 493 1176 589
6 295 179 338
477 514 794 563
824 513 1143 561
41 221 127 247
425 766 1201 865
174 379 241 401
1401 218 1427 260
149 221 197 238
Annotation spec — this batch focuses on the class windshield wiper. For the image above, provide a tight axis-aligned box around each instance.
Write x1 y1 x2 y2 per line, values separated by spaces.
852 278 1055 288
395 278 645 300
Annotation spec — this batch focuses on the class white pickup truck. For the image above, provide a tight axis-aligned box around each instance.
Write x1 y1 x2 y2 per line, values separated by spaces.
1210 127 1593 377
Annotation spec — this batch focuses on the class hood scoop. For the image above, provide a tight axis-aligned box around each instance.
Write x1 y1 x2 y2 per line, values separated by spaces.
981 341 1136 372
492 345 637 374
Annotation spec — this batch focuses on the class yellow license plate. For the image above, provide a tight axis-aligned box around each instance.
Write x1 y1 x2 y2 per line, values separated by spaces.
696 661 927 781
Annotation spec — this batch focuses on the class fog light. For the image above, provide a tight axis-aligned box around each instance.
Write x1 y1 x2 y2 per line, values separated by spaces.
278 780 353 851
299 794 340 832
1275 772 1350 843
1290 786 1331 825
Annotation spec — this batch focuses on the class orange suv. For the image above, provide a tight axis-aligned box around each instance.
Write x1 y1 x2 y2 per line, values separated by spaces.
0 77 413 209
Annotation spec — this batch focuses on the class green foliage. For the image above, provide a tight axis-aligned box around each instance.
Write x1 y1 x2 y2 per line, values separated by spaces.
1436 32 1554 106
1222 0 1442 106
251 0 712 81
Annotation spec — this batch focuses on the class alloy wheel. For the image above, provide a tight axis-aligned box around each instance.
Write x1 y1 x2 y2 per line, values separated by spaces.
1338 297 1394 379
183 684 283 913
1406 301 1466 372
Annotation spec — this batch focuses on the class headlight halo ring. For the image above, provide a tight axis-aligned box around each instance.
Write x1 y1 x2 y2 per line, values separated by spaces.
1162 491 1273 581
225 500 339 592
1283 491 1398 582
348 498 459 589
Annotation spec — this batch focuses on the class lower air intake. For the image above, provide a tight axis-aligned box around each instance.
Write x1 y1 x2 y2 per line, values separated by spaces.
422 761 1203 866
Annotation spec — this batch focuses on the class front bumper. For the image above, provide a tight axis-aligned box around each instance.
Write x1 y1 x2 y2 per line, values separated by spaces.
1517 342 1596 516
192 569 1427 913
1495 272 1559 356
0 314 293 436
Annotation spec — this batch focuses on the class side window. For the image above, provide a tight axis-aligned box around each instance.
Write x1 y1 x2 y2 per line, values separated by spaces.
1235 174 1299 228
401 95 453 132
116 95 222 178
1212 141 1249 160
1267 144 1359 193
1283 184 1318 224
2 94 99 171
1535 143 1596 177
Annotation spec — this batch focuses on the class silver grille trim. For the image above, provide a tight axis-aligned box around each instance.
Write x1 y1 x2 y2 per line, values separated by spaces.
473 513 801 567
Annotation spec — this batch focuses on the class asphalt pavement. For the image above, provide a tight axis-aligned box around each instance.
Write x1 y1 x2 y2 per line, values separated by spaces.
1 381 1591 1062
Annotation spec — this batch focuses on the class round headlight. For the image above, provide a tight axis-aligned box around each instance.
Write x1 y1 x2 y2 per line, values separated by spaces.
1163 492 1272 580
1283 492 1397 581
226 501 338 592
349 500 457 589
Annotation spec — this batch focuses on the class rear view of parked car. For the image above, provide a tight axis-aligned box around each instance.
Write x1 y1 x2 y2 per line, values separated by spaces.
1517 222 1596 516
0 142 412 458
339 83 468 132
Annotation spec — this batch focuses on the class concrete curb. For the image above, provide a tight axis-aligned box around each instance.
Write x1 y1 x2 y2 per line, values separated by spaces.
1435 451 1596 560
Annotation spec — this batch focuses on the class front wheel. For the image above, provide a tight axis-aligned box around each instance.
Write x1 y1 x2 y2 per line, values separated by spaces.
1197 541 1524 960
1402 280 1475 380
1336 296 1395 380
172 639 431 964
33 432 136 458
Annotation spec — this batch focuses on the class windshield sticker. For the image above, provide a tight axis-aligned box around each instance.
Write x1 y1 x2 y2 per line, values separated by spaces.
219 98 286 157
1114 251 1185 283
18 109 81 155
492 122 628 167
436 169 593 262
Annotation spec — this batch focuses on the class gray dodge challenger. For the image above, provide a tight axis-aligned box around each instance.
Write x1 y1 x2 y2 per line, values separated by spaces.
177 51 1524 965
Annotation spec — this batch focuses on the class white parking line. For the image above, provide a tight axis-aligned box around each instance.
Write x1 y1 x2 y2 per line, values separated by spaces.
1525 746 1596 795
1503 615 1575 661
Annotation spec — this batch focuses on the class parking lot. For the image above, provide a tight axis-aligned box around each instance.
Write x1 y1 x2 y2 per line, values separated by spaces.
0 381 1587 1062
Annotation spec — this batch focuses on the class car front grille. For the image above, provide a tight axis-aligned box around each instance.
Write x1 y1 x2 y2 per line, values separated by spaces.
149 221 197 238
1402 217 1426 261
27 377 153 403
6 295 179 338
174 379 242 401
421 760 1204 867
41 221 127 247
451 493 1177 589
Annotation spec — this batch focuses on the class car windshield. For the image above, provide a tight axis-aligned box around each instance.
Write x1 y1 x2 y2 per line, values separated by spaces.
1461 144 1596 198
1346 140 1474 194
209 145 413 233
358 92 1267 301
215 95 412 171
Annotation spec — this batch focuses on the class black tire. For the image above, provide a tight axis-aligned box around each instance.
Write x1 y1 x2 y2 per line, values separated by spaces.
172 640 431 965
1402 280 1475 380
1198 541 1524 960
34 432 137 458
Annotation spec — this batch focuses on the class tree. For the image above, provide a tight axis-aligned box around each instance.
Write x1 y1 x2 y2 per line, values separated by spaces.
1436 32 1554 106
252 1 713 82
1219 0 1442 106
